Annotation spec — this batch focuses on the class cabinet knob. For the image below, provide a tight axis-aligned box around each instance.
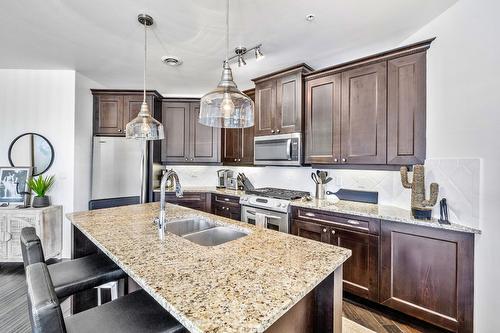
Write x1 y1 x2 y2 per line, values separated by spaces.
191 158 194 161
342 158 347 162
238 159 241 162
331 230 336 235
334 158 338 162
276 129 280 133
322 228 327 233
234 158 237 162
271 130 275 134
118 129 122 132
185 158 188 161
226 207 230 211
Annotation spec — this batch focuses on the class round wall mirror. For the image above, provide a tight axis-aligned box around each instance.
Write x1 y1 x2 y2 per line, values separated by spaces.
8 133 54 176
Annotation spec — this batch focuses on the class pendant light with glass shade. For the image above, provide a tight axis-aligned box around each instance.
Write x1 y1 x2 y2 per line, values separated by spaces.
199 0 254 129
126 14 164 204
125 14 165 140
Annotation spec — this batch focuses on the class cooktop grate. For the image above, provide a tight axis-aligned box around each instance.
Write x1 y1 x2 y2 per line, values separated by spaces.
245 187 310 200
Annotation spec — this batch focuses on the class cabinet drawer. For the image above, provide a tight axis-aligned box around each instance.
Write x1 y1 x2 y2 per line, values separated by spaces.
213 194 240 206
293 207 379 235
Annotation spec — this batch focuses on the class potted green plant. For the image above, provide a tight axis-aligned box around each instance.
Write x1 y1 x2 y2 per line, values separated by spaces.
27 175 55 208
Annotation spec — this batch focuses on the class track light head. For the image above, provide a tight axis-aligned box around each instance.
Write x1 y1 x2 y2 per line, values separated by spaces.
238 56 247 67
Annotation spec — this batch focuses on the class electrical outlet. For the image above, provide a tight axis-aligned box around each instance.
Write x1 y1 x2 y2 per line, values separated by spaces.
335 176 342 187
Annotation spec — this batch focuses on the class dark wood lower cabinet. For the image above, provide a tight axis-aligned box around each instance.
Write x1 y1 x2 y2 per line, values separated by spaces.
211 194 241 221
153 192 209 212
380 221 474 333
291 207 474 333
330 228 379 302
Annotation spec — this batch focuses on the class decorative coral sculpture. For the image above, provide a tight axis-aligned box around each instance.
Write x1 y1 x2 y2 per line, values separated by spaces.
400 165 439 219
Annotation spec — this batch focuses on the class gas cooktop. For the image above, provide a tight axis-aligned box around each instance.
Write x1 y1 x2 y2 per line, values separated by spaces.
245 187 310 200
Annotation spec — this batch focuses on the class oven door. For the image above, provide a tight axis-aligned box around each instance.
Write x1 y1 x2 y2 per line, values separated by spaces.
254 133 301 166
241 206 289 233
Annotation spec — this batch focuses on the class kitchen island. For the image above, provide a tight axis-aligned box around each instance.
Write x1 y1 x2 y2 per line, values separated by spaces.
68 202 351 333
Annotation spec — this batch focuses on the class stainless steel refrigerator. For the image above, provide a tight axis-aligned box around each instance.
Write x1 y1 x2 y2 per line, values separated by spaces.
90 137 144 209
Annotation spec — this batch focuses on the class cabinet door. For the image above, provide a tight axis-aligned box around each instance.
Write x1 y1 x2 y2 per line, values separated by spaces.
291 219 330 243
190 103 220 162
387 52 426 165
162 102 190 162
341 62 387 164
330 228 379 301
221 128 241 163
380 222 473 332
240 126 255 164
7 215 37 259
305 74 341 164
254 80 276 136
0 214 8 259
276 73 302 134
123 95 154 127
94 95 124 135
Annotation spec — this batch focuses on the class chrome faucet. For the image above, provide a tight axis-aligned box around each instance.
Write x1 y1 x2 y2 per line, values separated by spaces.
157 170 183 239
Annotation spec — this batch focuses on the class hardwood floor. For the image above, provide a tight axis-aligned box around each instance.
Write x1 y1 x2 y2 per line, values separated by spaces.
0 263 450 333
343 294 449 333
0 263 30 333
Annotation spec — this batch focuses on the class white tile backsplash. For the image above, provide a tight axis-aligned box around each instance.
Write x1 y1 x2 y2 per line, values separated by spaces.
159 158 480 227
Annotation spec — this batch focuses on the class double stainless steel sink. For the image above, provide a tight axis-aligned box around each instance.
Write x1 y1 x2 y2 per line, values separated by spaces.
164 217 248 246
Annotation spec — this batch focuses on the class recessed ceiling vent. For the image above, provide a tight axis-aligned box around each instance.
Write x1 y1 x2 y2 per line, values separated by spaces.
161 56 183 66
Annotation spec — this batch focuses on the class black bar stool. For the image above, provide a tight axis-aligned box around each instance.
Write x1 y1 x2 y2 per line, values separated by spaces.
20 227 126 300
26 262 186 333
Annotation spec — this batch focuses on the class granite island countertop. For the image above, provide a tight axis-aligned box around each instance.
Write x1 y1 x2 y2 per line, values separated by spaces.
67 203 351 333
153 186 481 234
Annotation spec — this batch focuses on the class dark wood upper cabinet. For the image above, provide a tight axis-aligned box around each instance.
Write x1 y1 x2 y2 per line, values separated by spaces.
221 89 255 165
93 90 162 137
161 99 220 163
341 62 387 164
254 79 276 136
94 95 124 135
190 102 220 163
161 101 190 162
305 74 341 164
304 38 434 166
380 221 474 333
253 64 313 136
387 52 426 165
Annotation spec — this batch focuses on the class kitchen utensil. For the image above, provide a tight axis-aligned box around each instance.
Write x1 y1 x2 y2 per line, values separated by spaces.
438 198 450 225
311 173 321 184
217 169 230 188
326 189 379 204
323 177 333 184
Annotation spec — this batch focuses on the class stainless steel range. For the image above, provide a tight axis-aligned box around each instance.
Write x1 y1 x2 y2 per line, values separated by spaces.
240 188 309 233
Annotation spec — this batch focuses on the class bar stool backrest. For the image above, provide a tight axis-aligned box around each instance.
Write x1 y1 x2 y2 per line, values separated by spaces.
20 227 46 268
26 262 66 333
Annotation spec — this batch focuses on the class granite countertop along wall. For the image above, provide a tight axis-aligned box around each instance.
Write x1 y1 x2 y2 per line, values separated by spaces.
154 186 481 234
67 203 351 333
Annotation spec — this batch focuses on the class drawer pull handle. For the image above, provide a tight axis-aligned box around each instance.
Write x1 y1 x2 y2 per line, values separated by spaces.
305 212 315 217
224 198 229 201
347 219 360 225
322 228 327 233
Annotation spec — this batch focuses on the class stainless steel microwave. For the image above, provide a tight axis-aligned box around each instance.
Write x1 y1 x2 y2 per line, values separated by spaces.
254 133 302 166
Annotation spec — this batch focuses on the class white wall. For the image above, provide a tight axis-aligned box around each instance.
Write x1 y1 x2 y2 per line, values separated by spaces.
0 69 76 257
399 0 500 330
74 73 105 212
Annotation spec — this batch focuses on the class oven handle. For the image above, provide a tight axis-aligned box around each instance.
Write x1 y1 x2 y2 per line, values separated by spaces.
246 210 281 220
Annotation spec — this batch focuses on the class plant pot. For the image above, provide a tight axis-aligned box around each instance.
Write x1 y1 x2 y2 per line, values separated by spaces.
32 196 50 208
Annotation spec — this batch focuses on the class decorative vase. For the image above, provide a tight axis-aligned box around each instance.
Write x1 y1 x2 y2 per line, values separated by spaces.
32 196 50 208
400 165 439 219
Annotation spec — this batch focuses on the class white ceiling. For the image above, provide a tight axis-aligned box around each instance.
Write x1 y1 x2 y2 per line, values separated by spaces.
0 0 456 96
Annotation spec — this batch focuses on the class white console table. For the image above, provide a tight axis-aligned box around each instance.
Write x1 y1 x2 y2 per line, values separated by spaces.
0 205 62 262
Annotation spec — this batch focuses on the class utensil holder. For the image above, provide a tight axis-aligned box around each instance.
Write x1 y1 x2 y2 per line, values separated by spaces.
315 184 326 199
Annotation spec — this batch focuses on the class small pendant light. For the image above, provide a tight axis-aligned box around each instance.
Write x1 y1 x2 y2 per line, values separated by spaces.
126 14 164 140
199 0 254 128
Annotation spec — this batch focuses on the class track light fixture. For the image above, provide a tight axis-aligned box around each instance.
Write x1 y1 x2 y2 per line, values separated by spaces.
255 46 264 61
228 44 264 67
